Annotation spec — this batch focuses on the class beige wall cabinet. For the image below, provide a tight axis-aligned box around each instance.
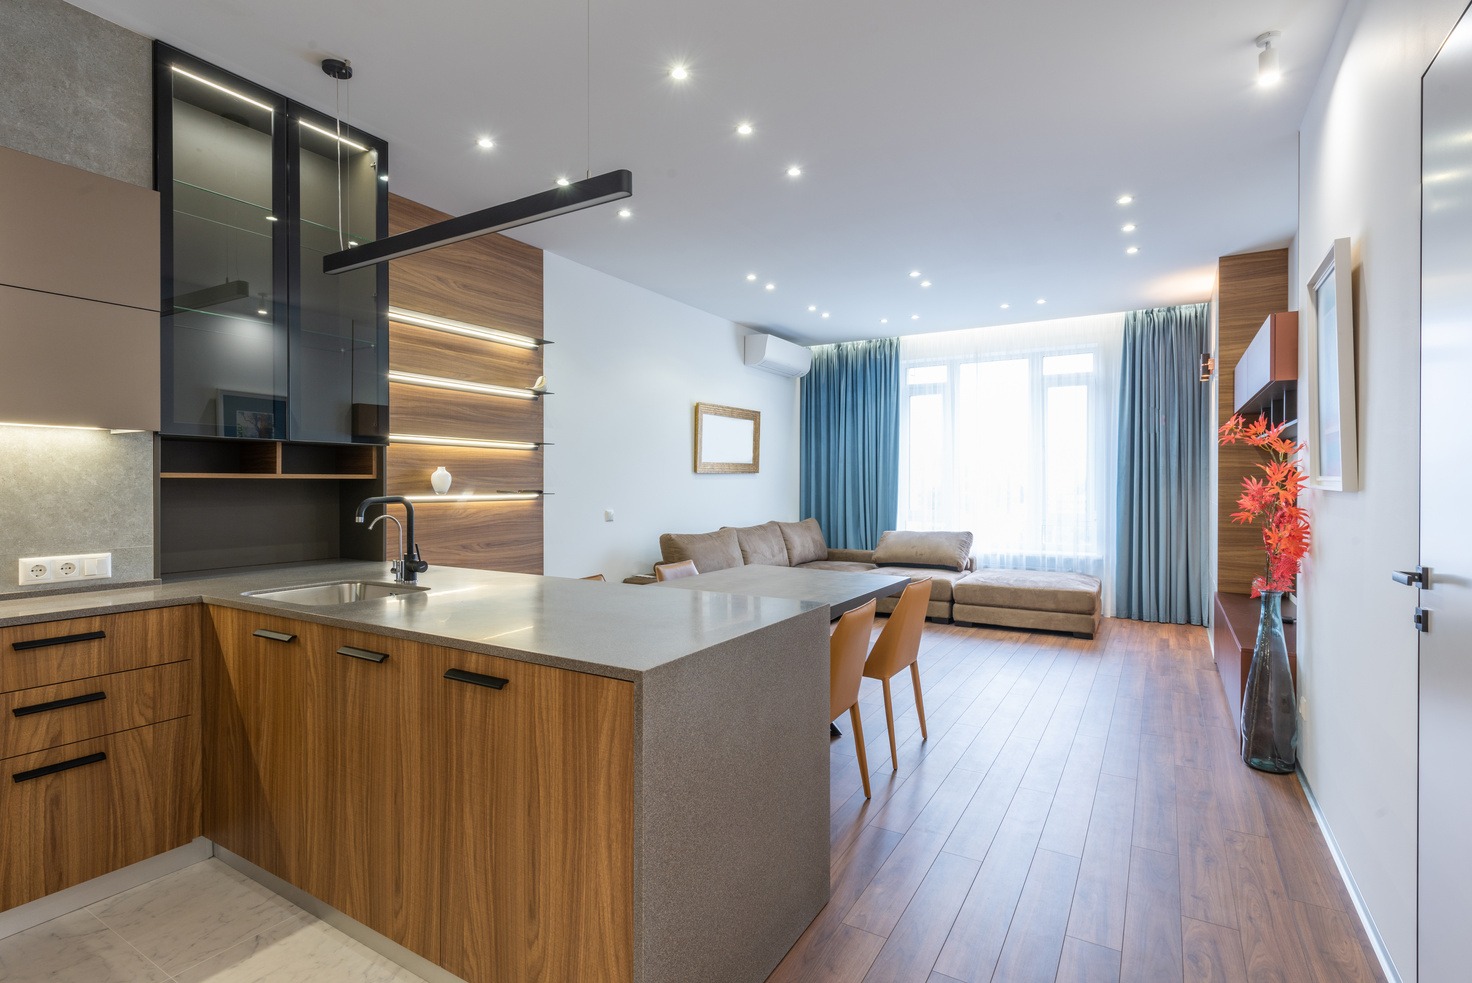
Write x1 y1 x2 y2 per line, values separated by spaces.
0 145 160 431
203 606 635 983
0 606 201 912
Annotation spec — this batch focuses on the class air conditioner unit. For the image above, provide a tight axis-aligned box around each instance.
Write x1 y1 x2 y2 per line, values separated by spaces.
743 333 812 378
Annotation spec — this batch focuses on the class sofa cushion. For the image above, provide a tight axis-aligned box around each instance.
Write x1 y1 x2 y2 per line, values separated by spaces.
825 548 876 564
871 530 974 572
953 603 1098 637
724 521 790 567
872 567 972 603
776 518 828 567
952 569 1101 615
795 560 878 573
659 528 743 573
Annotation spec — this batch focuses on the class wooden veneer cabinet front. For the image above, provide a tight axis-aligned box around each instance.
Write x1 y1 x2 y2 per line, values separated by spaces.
0 606 201 911
203 606 635 983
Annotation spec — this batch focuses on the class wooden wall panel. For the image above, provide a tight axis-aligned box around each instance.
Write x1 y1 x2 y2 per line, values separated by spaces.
387 195 544 575
1216 249 1289 594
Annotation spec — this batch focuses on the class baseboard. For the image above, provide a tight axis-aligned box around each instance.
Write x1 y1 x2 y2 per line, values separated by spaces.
1296 772 1406 983
213 844 467 983
0 836 212 940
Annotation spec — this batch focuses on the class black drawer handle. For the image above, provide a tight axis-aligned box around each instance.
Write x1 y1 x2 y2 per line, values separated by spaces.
338 645 389 664
253 629 297 642
444 668 508 690
14 751 107 784
12 630 106 652
13 691 106 717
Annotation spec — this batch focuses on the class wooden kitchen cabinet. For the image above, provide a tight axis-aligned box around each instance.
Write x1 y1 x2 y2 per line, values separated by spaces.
204 606 634 983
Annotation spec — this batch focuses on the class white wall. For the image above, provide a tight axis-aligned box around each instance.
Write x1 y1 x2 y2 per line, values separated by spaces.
1295 1 1466 979
541 252 801 580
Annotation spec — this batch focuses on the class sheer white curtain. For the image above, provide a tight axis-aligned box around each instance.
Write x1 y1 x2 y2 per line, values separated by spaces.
898 313 1125 615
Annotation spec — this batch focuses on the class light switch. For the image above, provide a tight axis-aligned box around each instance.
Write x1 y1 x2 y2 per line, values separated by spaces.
604 509 615 522
84 557 100 576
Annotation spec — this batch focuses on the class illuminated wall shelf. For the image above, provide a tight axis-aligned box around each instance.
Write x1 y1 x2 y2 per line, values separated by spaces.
159 435 378 479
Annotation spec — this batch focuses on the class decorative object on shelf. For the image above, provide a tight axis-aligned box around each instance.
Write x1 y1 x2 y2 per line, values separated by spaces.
430 466 452 495
1219 414 1311 772
532 375 548 394
694 403 760 474
1305 237 1358 491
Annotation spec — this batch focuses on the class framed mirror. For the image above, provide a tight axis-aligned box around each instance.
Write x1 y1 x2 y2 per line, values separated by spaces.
694 402 760 473
1304 237 1358 491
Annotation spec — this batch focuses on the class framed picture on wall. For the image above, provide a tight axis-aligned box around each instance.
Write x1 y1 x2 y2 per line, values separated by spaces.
1305 237 1359 491
694 403 760 473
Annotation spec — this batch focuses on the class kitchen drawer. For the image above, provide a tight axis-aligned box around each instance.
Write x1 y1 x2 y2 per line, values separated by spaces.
0 716 200 911
0 660 195 758
1 606 198 693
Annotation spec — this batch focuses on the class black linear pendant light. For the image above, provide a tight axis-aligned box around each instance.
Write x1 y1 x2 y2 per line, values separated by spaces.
323 169 632 275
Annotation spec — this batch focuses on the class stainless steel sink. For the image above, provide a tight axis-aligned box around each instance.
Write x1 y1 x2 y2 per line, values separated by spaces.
242 581 431 605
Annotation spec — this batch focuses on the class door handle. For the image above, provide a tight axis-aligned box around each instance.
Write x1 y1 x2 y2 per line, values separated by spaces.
338 645 389 664
1392 566 1431 588
444 668 508 690
13 751 107 783
13 691 106 717
252 628 297 642
11 630 106 652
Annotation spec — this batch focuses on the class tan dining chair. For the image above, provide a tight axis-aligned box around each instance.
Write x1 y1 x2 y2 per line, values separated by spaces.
864 578 932 771
831 599 878 799
581 574 607 581
654 559 698 582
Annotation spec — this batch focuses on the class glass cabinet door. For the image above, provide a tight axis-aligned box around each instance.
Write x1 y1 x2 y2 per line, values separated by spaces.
289 108 388 444
157 50 288 438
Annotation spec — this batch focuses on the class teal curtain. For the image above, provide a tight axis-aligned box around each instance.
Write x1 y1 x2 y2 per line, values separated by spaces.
800 339 900 549
1116 304 1212 625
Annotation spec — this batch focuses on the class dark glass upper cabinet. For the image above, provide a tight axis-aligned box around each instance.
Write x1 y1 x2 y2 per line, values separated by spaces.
155 43 387 444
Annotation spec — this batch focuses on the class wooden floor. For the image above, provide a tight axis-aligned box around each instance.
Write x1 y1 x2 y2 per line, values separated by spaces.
767 617 1387 983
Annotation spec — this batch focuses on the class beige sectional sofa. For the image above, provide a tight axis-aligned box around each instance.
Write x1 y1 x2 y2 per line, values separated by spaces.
658 520 976 622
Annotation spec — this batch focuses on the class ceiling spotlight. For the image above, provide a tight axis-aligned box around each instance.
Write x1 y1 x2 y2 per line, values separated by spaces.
670 65 689 80
1122 223 1136 232
821 312 830 318
1116 195 1134 205
920 280 931 287
911 314 919 320
1257 31 1283 87
765 283 775 290
1037 298 1047 304
808 305 817 311
786 166 802 177
909 271 920 277
476 136 494 149
556 177 570 187
736 122 753 136
881 318 888 324
1126 246 1139 255
617 208 631 218
746 273 757 281
1001 303 1010 309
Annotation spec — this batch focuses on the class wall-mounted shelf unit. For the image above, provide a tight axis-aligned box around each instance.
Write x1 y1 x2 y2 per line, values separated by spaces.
1233 311 1298 416
159 435 378 479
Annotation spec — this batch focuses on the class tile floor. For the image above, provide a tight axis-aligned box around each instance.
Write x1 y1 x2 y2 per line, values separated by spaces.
0 859 425 983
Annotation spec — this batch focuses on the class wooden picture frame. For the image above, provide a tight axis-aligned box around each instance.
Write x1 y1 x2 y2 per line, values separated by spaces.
694 403 760 474
1304 237 1359 491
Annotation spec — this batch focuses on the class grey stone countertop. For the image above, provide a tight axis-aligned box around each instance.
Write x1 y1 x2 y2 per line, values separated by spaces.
0 561 824 681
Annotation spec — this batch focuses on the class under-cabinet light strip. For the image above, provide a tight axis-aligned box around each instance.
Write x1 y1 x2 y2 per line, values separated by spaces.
387 307 543 350
387 371 538 400
389 433 540 451
298 119 370 153
404 492 542 503
170 66 274 114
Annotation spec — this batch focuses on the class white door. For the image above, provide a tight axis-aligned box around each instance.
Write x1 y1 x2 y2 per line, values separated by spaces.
1418 7 1472 979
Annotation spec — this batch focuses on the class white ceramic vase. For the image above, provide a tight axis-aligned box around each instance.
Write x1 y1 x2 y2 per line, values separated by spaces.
430 466 452 495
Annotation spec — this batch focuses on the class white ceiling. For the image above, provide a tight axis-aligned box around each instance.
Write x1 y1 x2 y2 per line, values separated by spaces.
72 0 1344 344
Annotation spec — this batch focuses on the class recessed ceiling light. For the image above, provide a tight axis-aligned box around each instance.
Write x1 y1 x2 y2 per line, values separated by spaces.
556 177 570 187
765 283 775 290
786 166 802 177
670 65 688 80
911 314 919 320
1126 246 1139 255
746 274 757 281
1037 298 1047 304
821 312 830 318
1116 195 1134 205
736 122 753 136
808 305 817 311
1122 223 1136 232
881 318 888 324
909 271 920 277
921 280 931 287
1001 303 1010 309
476 136 494 149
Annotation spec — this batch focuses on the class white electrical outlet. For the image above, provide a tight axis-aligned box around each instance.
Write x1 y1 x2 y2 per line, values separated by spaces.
19 557 54 584
604 509 615 522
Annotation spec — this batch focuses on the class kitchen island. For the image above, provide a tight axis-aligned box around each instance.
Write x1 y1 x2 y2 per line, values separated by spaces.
0 561 833 983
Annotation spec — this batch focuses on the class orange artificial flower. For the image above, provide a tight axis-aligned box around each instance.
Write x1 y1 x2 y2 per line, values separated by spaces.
1220 414 1311 596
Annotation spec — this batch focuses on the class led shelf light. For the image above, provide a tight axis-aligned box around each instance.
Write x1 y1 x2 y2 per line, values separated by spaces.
389 433 540 451
387 371 539 400
388 307 544 350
